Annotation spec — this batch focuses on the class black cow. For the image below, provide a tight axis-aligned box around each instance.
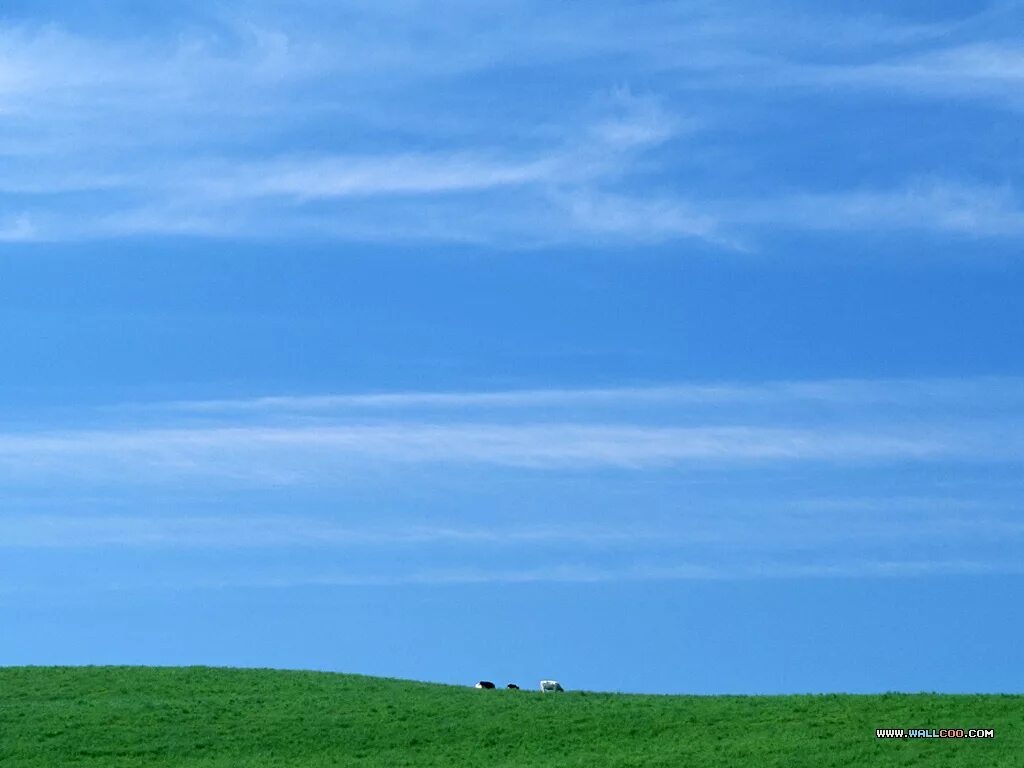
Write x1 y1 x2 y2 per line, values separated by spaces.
506 683 520 690
475 680 495 689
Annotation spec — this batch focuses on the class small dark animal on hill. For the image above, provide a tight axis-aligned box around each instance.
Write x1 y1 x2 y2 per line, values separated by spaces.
507 683 520 689
475 681 495 689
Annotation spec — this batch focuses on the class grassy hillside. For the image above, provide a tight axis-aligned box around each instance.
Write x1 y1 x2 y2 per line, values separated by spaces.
0 667 1019 767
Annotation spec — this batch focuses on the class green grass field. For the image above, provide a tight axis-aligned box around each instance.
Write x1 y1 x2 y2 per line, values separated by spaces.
0 667 1019 766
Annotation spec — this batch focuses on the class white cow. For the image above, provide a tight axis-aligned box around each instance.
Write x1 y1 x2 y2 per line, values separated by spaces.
539 680 564 692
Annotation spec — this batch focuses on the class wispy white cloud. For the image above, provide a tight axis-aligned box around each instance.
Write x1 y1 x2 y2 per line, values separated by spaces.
0 46 693 245
7 502 1022 550
2 5 1024 246
0 377 1011 485
361 558 1024 585
12 178 1024 246
738 181 1024 238
537 180 1024 246
141 376 1024 414
803 44 1024 105
212 154 560 199
0 515 672 549
24 513 904 553
0 423 968 484
559 190 727 245
4 378 1022 588
19 559 1022 593
0 213 36 241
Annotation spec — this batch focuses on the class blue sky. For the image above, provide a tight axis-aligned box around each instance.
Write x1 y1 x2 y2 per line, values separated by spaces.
2 0 1023 694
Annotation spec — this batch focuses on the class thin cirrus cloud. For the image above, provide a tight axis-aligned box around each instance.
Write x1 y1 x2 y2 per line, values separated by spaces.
14 560 1024 592
145 376 1024 414
5 377 1024 485
0 516 661 549
259 559 1024 587
733 182 1024 238
5 500 1021 550
5 378 1023 588
2 5 1024 247
213 154 562 199
0 424 959 484
801 43 1024 104
6 178 1024 246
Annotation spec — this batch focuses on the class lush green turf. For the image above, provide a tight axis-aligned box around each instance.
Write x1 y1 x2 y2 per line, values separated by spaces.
0 667 1020 767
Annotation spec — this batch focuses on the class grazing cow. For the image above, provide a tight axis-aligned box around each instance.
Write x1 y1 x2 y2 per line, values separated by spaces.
506 683 520 690
539 680 564 692
475 681 496 689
